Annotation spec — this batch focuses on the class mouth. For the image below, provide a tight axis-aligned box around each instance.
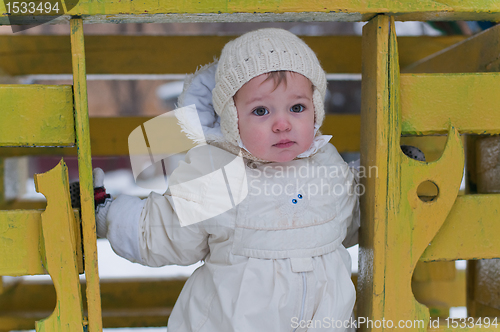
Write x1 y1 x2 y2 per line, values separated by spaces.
273 140 295 148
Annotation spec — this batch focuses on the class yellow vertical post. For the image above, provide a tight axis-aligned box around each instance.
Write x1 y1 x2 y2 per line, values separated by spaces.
358 14 391 330
70 17 103 332
359 15 464 331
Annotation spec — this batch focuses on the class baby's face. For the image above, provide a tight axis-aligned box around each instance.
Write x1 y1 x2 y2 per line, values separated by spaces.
234 72 315 163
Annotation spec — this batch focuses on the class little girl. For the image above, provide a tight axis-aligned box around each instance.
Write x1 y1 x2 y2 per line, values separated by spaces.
95 28 360 331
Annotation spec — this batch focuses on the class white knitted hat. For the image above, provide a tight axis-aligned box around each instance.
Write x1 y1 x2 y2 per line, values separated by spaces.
212 28 327 147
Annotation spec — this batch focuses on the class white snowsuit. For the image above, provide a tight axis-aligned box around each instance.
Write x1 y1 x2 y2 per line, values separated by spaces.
103 63 360 332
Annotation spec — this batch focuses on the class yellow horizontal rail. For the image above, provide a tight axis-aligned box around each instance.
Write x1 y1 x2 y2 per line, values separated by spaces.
421 194 500 262
2 96 499 157
2 0 500 23
401 73 500 135
405 23 500 74
323 114 360 152
0 271 466 330
0 85 75 147
0 35 464 75
0 209 82 276
0 201 47 210
0 278 186 330
0 115 360 156
0 210 44 276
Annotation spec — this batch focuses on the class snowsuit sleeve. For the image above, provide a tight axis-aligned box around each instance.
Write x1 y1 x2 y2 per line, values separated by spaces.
105 191 210 267
137 192 210 267
105 147 221 267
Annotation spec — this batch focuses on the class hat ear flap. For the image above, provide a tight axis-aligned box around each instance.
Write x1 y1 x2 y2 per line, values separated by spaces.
220 97 241 147
312 88 325 130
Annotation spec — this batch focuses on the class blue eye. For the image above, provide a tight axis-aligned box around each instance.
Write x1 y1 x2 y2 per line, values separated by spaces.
290 104 304 113
253 107 269 116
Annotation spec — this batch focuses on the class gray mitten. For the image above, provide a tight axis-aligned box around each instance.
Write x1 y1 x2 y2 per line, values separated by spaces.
69 168 113 238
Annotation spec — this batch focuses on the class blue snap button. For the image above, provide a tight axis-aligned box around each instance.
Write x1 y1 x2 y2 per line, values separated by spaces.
292 199 298 204
297 194 303 199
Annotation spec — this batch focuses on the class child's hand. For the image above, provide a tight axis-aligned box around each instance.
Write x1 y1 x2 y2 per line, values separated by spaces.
69 168 112 237
92 168 111 208
69 168 111 210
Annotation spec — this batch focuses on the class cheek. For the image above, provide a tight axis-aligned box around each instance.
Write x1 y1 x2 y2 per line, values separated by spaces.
241 128 259 146
240 125 267 154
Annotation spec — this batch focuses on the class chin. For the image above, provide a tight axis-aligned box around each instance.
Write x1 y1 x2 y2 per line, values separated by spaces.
270 154 297 163
248 148 300 163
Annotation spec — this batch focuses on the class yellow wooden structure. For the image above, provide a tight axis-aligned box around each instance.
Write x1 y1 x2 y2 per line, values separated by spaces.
0 18 102 332
1 1 500 331
360 16 500 331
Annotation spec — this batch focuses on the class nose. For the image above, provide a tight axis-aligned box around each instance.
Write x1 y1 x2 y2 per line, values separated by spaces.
272 113 291 133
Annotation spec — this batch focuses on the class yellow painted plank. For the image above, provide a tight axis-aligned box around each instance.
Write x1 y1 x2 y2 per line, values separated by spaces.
359 15 467 332
401 73 500 135
0 101 493 156
0 117 159 157
0 35 464 75
0 278 185 330
421 194 500 262
0 316 38 332
0 210 44 276
0 209 83 276
34 159 84 331
2 0 500 23
405 24 500 74
398 36 466 71
1 275 360 329
0 85 75 147
71 18 103 332
0 279 186 331
358 14 390 330
0 197 84 274
0 200 47 210
0 115 361 157
322 114 360 153
388 16 465 329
